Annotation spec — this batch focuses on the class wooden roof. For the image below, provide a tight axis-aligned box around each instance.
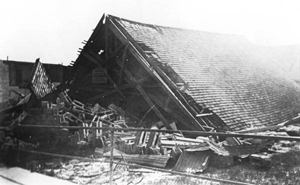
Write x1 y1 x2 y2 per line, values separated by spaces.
107 15 300 131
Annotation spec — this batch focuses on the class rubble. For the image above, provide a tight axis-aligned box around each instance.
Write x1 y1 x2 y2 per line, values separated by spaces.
2 86 300 174
2 59 300 185
172 150 210 173
249 153 272 169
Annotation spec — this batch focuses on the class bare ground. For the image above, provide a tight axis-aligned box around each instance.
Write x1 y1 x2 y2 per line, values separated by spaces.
16 141 300 185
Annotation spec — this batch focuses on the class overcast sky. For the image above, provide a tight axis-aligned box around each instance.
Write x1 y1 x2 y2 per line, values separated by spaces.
1 0 300 65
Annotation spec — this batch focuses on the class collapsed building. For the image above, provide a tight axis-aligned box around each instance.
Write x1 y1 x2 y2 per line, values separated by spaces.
2 14 300 178
63 14 300 132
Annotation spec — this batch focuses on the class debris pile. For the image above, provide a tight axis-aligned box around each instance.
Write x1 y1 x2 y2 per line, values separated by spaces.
15 90 129 148
1 59 300 185
1 87 300 173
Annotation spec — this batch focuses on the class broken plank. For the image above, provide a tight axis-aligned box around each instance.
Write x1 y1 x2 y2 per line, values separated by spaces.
173 150 211 173
124 155 169 168
103 149 170 168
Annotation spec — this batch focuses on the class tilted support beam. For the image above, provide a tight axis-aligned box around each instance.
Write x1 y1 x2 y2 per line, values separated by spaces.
118 44 129 85
114 57 171 129
149 94 195 130
107 43 127 62
106 19 204 130
89 78 146 101
81 50 127 100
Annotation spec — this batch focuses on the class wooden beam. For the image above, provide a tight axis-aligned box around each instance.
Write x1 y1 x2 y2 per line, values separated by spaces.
73 65 93 84
82 50 104 66
118 44 129 85
85 14 105 48
114 57 171 129
196 113 213 117
165 97 171 108
142 85 163 88
149 94 197 130
88 50 106 64
78 72 92 84
106 43 126 62
105 21 109 60
106 19 205 131
81 50 127 100
103 152 170 168
89 79 146 101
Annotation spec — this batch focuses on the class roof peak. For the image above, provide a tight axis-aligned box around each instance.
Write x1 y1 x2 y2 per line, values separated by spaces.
106 14 248 40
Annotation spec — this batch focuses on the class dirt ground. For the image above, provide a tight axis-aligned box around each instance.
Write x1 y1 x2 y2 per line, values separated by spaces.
12 141 300 185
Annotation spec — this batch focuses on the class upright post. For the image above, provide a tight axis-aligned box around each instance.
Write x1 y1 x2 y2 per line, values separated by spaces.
16 132 20 162
109 125 115 185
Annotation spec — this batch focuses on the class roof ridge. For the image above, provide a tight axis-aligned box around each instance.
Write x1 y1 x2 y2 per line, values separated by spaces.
106 14 249 41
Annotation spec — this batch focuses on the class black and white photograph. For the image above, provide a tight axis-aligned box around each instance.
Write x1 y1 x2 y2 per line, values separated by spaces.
1 0 300 184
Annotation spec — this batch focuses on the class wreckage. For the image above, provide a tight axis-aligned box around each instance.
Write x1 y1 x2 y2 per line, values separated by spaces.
2 14 300 184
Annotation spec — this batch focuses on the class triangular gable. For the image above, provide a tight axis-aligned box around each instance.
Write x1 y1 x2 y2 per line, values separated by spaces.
62 14 300 132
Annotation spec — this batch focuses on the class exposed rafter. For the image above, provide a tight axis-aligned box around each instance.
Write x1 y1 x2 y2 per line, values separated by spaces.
106 17 205 131
81 51 126 100
149 94 198 130
118 44 129 85
89 78 146 102
114 57 171 129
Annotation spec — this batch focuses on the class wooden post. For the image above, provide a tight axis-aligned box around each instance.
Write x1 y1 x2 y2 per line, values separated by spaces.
118 44 129 85
16 132 20 162
109 125 114 185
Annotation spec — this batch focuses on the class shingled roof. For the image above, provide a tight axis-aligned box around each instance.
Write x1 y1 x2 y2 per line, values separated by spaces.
265 45 300 81
108 15 300 131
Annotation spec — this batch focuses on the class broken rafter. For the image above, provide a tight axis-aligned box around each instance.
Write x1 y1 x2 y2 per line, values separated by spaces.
106 19 204 131
106 17 212 130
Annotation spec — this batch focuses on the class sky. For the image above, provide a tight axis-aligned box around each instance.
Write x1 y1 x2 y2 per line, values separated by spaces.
1 0 300 65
